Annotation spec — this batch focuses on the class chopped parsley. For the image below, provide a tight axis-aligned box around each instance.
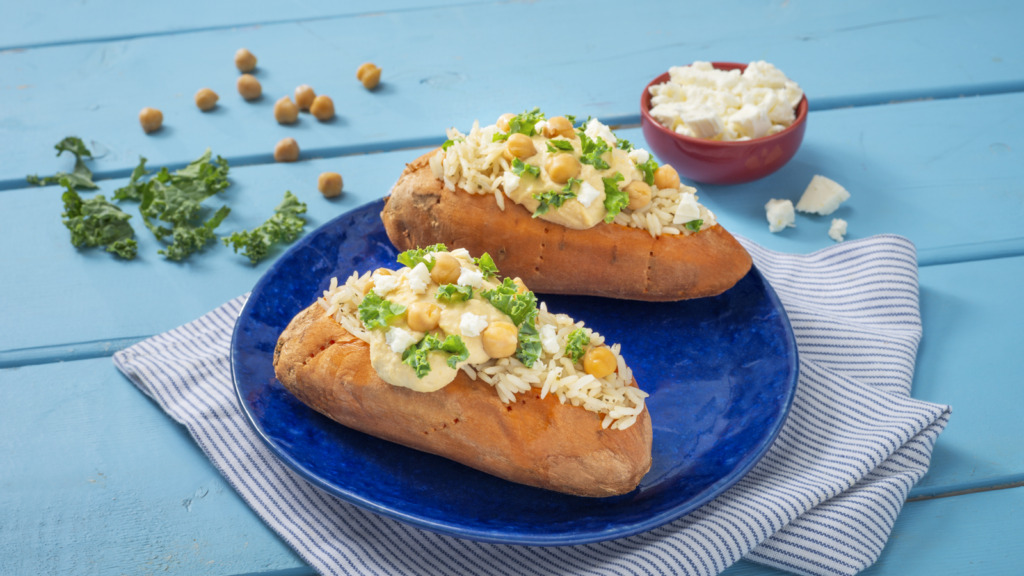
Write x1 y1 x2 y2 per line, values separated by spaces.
435 283 473 303
616 139 634 151
402 333 470 377
358 292 407 330
564 328 590 363
602 172 629 223
222 191 308 265
511 157 540 178
60 179 137 260
508 107 545 136
577 130 611 170
545 139 575 153
474 252 499 278
683 219 704 233
397 244 447 271
533 177 580 217
27 136 99 190
481 277 538 327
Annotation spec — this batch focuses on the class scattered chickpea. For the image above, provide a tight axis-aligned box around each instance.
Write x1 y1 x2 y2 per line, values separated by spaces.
138 107 163 133
318 172 344 198
273 96 299 124
582 346 617 379
653 164 680 190
482 322 518 359
429 253 461 285
496 113 515 133
544 116 576 139
237 74 262 100
504 133 536 160
294 84 316 111
356 62 381 90
234 48 257 72
194 88 219 111
625 180 652 210
407 301 441 332
544 154 581 184
310 95 335 121
274 137 300 162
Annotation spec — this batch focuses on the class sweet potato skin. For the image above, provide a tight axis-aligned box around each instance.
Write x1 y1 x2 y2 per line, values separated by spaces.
273 301 653 497
381 150 753 301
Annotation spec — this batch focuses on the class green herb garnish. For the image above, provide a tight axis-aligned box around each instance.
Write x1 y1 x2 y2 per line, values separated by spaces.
358 292 407 330
637 156 659 186
222 191 307 265
402 333 470 377
545 139 575 153
511 157 540 178
397 244 447 271
577 130 611 170
27 136 99 190
482 278 538 326
683 219 704 233
564 328 590 363
533 177 581 217
435 284 474 303
516 316 542 368
441 138 462 150
508 108 545 136
474 252 499 278
602 172 629 223
616 139 634 151
60 179 137 260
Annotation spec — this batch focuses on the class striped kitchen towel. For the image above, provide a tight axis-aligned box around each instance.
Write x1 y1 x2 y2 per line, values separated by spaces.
113 234 951 576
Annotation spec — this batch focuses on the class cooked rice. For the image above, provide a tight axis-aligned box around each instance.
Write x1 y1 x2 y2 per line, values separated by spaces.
318 276 647 430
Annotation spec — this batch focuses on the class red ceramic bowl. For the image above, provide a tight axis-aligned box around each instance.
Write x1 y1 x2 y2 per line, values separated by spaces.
640 62 808 185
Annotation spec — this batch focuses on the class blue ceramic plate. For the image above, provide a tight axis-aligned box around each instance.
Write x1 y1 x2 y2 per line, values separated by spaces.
231 198 797 546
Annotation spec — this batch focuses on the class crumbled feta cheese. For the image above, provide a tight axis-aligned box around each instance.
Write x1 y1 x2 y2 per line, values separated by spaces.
765 199 796 233
829 218 848 242
459 313 489 338
407 262 431 294
682 105 725 139
584 118 617 146
503 171 520 194
577 180 602 208
372 274 399 296
672 192 702 225
729 103 771 139
540 324 560 354
796 175 850 215
627 148 651 165
457 267 484 288
386 327 418 354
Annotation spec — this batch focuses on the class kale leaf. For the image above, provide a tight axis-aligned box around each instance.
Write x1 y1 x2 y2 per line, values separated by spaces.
222 191 307 264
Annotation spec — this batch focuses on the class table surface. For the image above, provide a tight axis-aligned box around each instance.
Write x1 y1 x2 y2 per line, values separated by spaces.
2 1 1022 574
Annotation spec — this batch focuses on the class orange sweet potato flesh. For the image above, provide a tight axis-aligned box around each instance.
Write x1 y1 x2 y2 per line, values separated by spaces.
273 302 653 497
381 150 753 301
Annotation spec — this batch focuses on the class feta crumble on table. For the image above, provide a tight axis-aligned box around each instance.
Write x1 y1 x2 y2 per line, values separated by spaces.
829 218 848 242
765 199 796 233
796 175 850 215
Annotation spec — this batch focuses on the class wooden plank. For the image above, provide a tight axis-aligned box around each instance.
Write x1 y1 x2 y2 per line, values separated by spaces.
2 356 1021 575
0 357 305 576
3 0 1023 185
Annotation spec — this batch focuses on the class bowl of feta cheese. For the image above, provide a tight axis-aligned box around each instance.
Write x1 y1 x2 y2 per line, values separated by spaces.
640 61 808 185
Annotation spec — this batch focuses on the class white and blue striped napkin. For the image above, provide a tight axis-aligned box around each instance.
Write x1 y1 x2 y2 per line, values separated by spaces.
113 234 951 576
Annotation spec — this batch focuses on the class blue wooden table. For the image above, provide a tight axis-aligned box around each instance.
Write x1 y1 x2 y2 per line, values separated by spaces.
2 1 1022 574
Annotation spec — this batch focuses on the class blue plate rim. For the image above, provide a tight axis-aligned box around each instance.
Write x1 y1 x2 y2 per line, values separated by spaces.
230 197 799 546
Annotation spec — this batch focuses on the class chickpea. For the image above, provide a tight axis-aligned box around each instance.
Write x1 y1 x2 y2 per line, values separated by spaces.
407 301 441 332
274 137 299 162
582 346 617 379
138 107 163 133
318 172 343 198
294 84 316 111
237 74 262 100
274 96 299 124
429 253 461 285
504 133 536 160
194 88 219 111
482 322 518 359
544 153 581 184
512 277 528 294
653 164 680 190
496 113 515 133
544 116 575 139
310 95 335 121
356 62 381 90
234 48 257 72
625 180 652 210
